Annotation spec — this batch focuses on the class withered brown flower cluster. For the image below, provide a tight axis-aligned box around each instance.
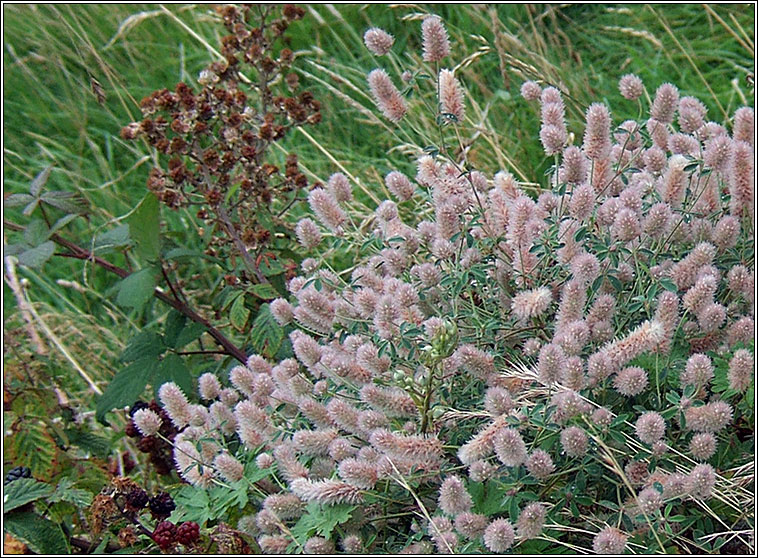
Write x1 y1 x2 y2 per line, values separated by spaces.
121 4 317 280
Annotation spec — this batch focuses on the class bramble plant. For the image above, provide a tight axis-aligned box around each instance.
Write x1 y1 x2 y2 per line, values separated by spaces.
2 5 754 556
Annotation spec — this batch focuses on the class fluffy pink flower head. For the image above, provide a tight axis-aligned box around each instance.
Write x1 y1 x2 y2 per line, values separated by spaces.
635 411 665 444
562 146 590 187
651 82 679 123
560 426 588 458
583 103 611 160
367 68 408 122
422 15 450 62
133 408 162 437
689 432 717 461
511 287 553 322
364 27 394 56
385 171 414 201
338 458 378 490
439 69 465 123
526 449 555 480
213 452 244 483
729 140 754 221
295 218 322 249
686 463 716 499
290 478 363 505
681 353 714 389
619 73 644 100
327 172 352 203
158 382 192 429
483 518 515 553
593 526 628 554
728 349 754 392
733 106 754 145
614 366 648 397
454 512 488 540
493 427 527 467
438 475 473 515
517 502 546 539
520 80 541 101
308 187 347 232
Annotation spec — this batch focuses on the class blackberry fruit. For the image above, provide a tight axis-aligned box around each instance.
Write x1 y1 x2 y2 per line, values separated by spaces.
129 400 149 417
153 520 177 549
4 466 31 485
176 521 200 545
136 436 157 453
125 420 140 438
124 487 149 512
149 492 176 519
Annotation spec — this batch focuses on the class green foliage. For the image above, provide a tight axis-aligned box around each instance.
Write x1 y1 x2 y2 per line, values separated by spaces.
3 478 55 512
116 267 158 310
290 502 356 547
3 510 70 554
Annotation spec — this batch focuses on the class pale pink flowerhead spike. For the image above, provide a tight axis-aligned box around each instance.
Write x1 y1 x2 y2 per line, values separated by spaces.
729 140 754 222
728 349 754 392
132 408 162 437
213 452 244 483
651 82 679 124
593 526 628 554
619 73 644 100
385 171 414 201
439 69 465 123
583 103 612 160
733 106 754 146
364 27 394 56
422 15 450 62
367 68 408 122
438 475 473 515
483 518 515 553
158 382 192 429
520 80 541 101
295 218 322 249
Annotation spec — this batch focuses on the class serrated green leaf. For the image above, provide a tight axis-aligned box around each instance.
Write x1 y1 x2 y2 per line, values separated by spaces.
249 304 283 358
29 165 53 197
230 294 250 331
3 478 54 512
48 477 93 508
290 502 355 545
17 241 55 269
63 429 112 459
116 268 158 310
4 193 35 208
7 421 56 478
249 282 279 300
120 331 165 362
174 322 206 348
94 224 131 252
164 310 187 348
96 357 159 422
3 510 69 554
153 353 192 399
128 193 160 262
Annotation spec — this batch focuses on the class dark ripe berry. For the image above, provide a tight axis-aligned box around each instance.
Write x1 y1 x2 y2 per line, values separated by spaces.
136 436 157 453
124 488 149 512
125 420 140 438
4 466 31 485
149 492 176 519
129 401 149 417
153 521 177 549
176 522 200 545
